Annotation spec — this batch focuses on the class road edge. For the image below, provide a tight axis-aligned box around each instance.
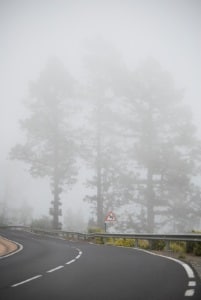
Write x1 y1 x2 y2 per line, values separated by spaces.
134 247 199 297
0 236 23 259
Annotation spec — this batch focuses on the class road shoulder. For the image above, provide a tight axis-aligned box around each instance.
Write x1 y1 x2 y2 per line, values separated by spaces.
150 250 201 281
0 236 18 257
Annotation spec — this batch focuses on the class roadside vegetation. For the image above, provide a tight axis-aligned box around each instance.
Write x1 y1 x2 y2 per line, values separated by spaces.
88 227 201 256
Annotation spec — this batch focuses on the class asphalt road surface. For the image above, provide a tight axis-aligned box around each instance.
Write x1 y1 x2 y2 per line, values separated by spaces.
0 229 200 300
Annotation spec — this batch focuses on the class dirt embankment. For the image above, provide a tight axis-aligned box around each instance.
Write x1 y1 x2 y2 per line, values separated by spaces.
0 236 18 257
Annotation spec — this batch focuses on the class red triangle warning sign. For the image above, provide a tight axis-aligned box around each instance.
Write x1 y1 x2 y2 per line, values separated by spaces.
105 211 116 223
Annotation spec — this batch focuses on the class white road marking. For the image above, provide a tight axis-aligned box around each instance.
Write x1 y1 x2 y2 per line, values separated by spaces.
185 289 195 297
66 259 76 264
66 248 83 263
0 236 23 259
181 263 195 279
11 275 42 287
46 265 64 273
134 248 196 297
11 245 83 288
188 281 196 287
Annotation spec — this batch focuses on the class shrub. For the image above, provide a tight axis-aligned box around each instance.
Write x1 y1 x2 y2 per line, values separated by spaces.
186 241 194 253
150 240 166 251
114 238 135 247
170 242 185 254
87 227 105 244
167 242 186 258
88 227 104 233
191 231 201 256
95 237 105 244
105 237 115 245
138 240 149 249
194 242 201 256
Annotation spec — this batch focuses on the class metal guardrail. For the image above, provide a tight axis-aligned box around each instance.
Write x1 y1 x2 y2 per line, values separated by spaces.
1 225 201 244
89 233 201 242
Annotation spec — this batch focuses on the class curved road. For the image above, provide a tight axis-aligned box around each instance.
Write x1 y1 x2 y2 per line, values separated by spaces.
0 229 200 300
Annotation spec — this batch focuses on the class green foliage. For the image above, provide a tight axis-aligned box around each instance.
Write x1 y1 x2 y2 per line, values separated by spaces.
105 237 115 245
169 242 186 258
150 240 166 251
186 232 201 256
87 227 105 244
170 242 186 253
193 242 201 256
114 238 135 247
88 227 104 233
192 231 201 256
138 240 149 249
186 241 194 253
95 237 105 244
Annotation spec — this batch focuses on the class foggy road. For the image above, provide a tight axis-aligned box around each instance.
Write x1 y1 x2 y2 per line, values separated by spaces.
0 229 200 300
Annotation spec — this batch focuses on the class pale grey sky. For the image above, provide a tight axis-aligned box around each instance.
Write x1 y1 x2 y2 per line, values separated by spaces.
0 0 200 220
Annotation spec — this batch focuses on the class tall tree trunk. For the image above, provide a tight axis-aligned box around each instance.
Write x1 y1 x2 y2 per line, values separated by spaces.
51 178 62 230
96 104 104 228
50 134 62 230
97 161 103 228
146 168 155 232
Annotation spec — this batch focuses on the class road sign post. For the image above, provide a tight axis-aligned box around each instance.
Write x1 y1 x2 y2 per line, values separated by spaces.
104 211 116 232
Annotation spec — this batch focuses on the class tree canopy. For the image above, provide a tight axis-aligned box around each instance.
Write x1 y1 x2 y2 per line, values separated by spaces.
10 48 201 233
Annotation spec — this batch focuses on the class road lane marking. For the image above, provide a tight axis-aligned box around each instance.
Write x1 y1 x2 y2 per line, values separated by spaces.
46 265 64 273
66 248 83 264
11 275 42 287
185 289 195 297
11 246 83 288
76 248 82 255
66 259 76 264
188 281 196 287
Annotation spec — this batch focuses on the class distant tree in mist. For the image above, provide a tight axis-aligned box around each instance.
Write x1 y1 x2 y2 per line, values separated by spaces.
82 39 128 228
63 208 86 232
9 43 201 233
10 58 78 229
80 41 200 233
118 59 199 232
31 215 52 229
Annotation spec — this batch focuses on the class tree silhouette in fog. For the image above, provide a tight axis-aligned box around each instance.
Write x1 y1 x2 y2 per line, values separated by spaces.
10 58 78 229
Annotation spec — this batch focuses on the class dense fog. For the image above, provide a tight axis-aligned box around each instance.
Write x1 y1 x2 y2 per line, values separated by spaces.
0 0 201 233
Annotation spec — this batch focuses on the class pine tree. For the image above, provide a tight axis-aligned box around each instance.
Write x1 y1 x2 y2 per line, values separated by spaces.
124 59 199 232
83 39 126 228
10 58 78 229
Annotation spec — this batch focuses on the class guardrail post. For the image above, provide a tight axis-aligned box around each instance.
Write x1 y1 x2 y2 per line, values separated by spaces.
135 238 139 248
165 240 170 251
149 239 153 249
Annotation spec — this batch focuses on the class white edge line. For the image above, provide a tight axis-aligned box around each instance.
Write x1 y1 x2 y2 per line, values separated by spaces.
185 289 195 296
11 275 42 287
0 236 23 259
188 281 196 287
46 265 64 273
134 248 196 297
134 248 195 279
